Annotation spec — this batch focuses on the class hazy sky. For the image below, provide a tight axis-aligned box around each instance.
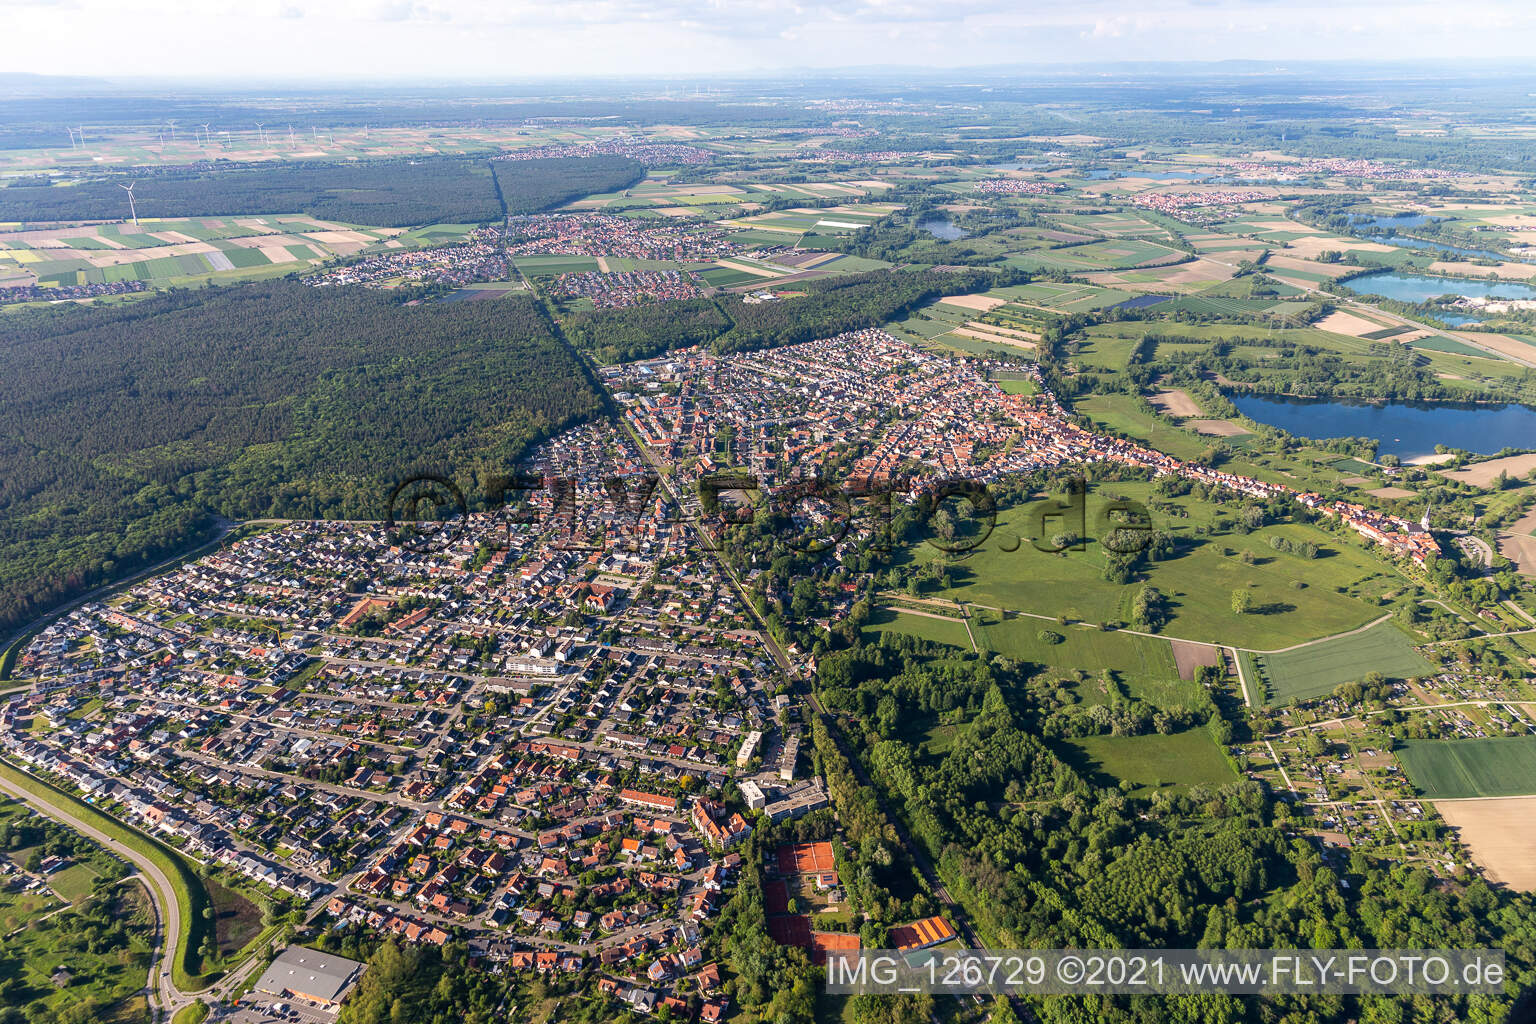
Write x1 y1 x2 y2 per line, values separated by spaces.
9 0 1536 79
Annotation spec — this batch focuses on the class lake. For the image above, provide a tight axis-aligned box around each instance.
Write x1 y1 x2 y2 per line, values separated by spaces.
1359 234 1510 261
1348 213 1437 230
1232 393 1536 459
1347 271 1536 304
918 217 969 241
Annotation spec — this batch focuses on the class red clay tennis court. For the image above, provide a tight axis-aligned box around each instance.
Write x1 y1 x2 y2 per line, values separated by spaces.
763 879 790 915
810 930 860 966
767 914 812 948
776 841 836 875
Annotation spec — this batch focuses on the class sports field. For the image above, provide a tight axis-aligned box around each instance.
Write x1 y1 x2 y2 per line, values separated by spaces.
1256 620 1432 703
1398 736 1536 799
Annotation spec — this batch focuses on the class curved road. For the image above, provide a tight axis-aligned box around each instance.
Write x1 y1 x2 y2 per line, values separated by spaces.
0 770 193 1019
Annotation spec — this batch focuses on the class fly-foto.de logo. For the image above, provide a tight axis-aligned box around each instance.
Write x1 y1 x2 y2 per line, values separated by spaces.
382 470 1158 561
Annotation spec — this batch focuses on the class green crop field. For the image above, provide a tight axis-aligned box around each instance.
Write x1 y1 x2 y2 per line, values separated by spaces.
1062 729 1238 794
1256 620 1432 703
1398 736 1536 798
514 255 600 274
698 265 767 288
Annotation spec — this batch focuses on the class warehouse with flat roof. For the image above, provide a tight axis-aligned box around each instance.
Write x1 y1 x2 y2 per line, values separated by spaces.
254 946 367 1011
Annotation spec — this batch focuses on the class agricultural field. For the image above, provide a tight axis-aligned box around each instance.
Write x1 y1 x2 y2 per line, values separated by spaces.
1255 620 1433 703
1399 736 1536 799
0 215 402 293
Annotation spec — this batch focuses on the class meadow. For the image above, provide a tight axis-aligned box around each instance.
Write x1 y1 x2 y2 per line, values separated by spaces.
861 607 973 650
902 481 1404 650
1062 729 1237 794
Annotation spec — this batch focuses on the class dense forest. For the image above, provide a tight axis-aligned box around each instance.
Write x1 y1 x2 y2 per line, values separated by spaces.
0 281 602 639
563 268 1015 363
490 155 643 215
0 155 641 227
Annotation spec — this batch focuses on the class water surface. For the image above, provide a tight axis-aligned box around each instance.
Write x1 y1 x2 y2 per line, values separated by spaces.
1232 393 1536 459
1348 272 1536 304
918 217 970 241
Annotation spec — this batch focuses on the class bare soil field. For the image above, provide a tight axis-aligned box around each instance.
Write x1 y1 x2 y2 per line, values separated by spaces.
1437 452 1536 487
714 260 783 279
1435 796 1536 889
1264 254 1355 279
949 326 1036 350
1367 486 1416 499
1171 639 1222 681
937 293 1007 312
1149 389 1201 417
1189 419 1251 437
1448 331 1536 363
1314 310 1388 337
1500 533 1536 577
1429 260 1536 280
964 321 1040 342
1285 235 1397 258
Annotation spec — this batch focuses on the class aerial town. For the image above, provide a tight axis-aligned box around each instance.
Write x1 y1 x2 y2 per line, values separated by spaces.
1 328 1460 1014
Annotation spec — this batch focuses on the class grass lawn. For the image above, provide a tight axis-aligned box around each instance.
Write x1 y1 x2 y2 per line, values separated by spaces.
995 377 1040 395
1062 729 1237 795
975 613 1184 696
862 607 973 650
1256 619 1432 704
1398 736 1536 798
47 861 99 902
0 876 156 1021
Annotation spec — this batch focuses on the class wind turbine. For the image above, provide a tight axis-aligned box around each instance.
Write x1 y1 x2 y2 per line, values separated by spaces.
288 124 296 149
76 126 87 146
199 123 211 146
120 181 139 227
167 120 178 143
66 127 77 149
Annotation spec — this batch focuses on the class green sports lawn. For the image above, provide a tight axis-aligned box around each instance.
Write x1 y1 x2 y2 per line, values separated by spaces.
1256 619 1432 704
1398 736 1536 798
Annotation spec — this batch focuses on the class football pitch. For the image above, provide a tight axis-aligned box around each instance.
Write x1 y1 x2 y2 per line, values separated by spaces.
1398 736 1536 799
1256 620 1433 704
